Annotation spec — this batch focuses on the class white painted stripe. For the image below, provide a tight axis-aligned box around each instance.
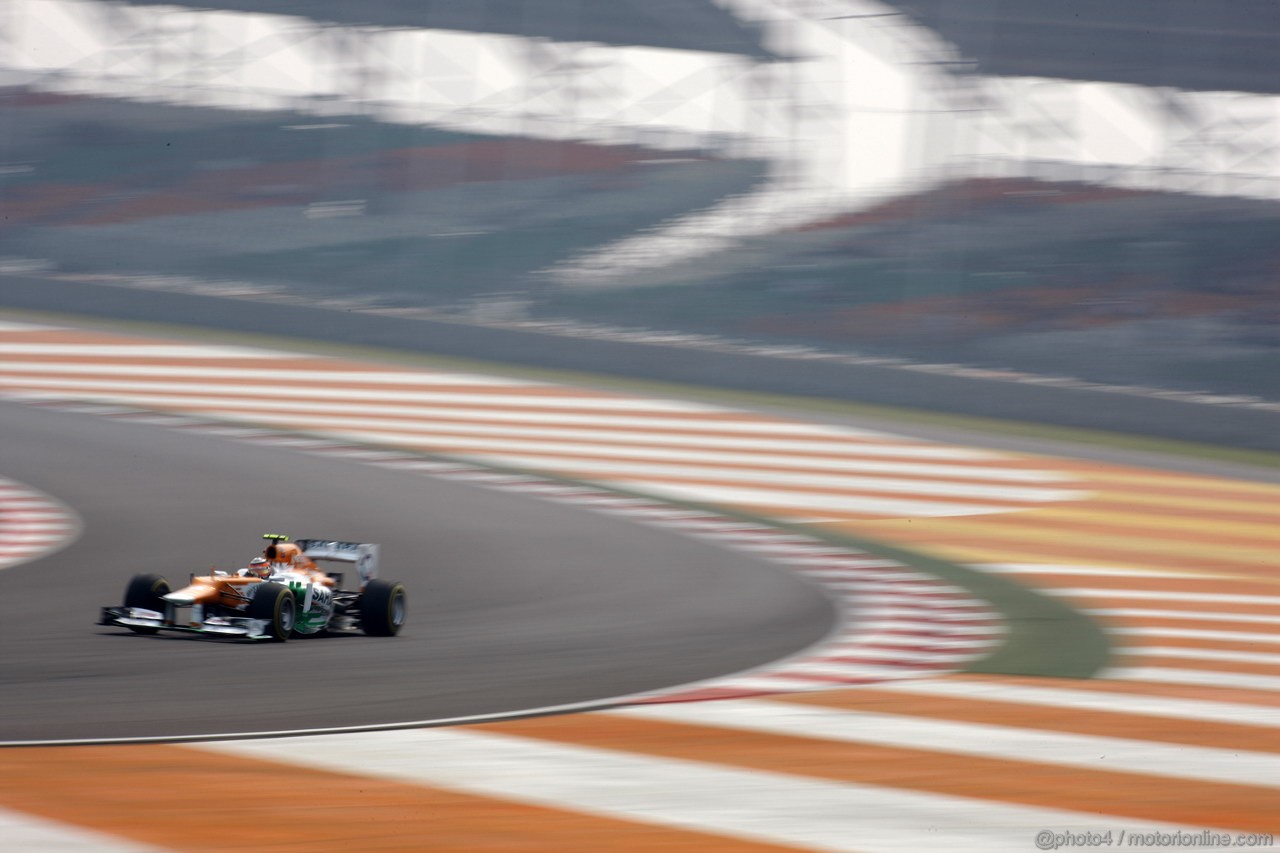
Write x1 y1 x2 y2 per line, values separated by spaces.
0 321 63 331
0 360 546 386
778 661 948 679
0 498 71 510
786 557 904 568
1104 666 1280 693
678 538 838 553
871 622 1000 636
843 594 986 611
680 675 850 692
820 646 962 663
452 453 1086 503
873 679 1280 728
2 377 1042 474
978 563 1196 578
276 439 1031 520
823 580 955 593
827 636 997 650
0 513 75 524
1087 608 1280 626
332 424 1052 479
1112 626 1280 645
842 606 991 624
0 387 999 457
1116 646 1280 666
0 532 72 543
831 571 937 582
0 371 906 435
596 480 1019 518
0 375 730 413
0 480 80 571
614 700 1280 788
1047 589 1280 606
195 730 1207 853
494 447 1060 481
0 807 168 852
0 344 290 358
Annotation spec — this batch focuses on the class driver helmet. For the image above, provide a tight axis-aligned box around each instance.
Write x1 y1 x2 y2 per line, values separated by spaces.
246 557 271 579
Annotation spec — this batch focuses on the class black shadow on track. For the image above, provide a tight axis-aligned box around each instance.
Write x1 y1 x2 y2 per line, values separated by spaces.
0 401 834 744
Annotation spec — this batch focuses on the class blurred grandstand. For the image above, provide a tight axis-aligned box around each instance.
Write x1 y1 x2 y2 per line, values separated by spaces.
3 0 1280 401
1 0 783 312
883 0 1280 95
547 177 1280 395
100 0 780 58
0 89 766 306
536 1 1280 398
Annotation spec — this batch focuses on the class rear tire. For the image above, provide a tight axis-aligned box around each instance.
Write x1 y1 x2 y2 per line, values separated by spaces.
247 582 296 642
360 580 406 637
123 574 170 634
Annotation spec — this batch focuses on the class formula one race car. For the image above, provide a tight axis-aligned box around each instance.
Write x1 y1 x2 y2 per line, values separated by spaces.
98 534 406 641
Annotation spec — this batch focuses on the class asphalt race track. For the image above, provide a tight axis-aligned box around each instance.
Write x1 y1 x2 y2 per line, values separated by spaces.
0 401 834 744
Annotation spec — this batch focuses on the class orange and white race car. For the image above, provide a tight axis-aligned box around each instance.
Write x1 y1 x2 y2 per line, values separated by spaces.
98 534 406 641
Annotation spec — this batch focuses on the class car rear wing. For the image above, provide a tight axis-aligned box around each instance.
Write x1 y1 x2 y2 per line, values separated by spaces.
295 539 379 587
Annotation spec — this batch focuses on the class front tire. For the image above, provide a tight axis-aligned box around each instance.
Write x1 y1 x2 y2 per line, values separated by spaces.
247 582 296 642
360 580 406 637
123 573 170 634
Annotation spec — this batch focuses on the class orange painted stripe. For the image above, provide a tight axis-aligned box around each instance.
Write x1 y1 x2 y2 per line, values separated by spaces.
1063 473 1280 503
438 466 1045 509
1005 575 1280 596
1074 492 1280 523
824 540 1163 572
0 355 369 370
978 507 1280 551
958 674 1280 709
18 407 1045 487
11 398 903 478
1061 596 1280 617
1118 635 1280 654
771 688 1280 753
1001 464 1280 513
838 523 1272 576
1094 614 1280 635
469 715 1280 833
0 368 611 398
0 744 799 853
844 515 1279 567
1029 499 1280 527
0 344 465 376
0 373 731 410
1 390 1019 462
471 453 1075 486
0 329 190 346
0 378 991 450
1040 457 1280 494
1114 653 1280 678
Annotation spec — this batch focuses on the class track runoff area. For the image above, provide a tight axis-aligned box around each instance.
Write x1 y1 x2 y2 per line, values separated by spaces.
0 316 1276 852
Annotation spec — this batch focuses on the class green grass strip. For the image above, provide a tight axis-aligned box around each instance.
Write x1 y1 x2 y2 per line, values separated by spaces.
562 481 1115 680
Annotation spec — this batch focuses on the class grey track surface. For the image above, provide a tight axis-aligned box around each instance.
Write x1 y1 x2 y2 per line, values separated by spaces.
0 401 833 744
2 276 1276 452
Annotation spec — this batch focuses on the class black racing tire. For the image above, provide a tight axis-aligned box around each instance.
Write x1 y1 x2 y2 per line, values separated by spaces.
360 580 406 637
123 573 170 635
246 582 296 642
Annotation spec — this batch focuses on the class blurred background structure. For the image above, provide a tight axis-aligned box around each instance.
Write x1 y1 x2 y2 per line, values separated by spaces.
3 0 1280 400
